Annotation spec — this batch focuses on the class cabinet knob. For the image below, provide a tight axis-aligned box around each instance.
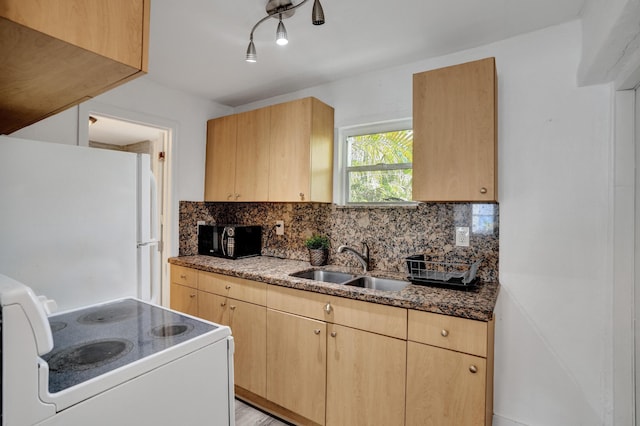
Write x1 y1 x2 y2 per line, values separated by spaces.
220 302 226 307
324 303 333 314
480 187 487 194
227 193 233 200
225 285 231 290
189 293 196 298
299 192 305 201
235 193 241 200
180 274 187 279
230 305 236 310
314 329 321 335
469 365 478 374
440 329 449 337
330 331 337 337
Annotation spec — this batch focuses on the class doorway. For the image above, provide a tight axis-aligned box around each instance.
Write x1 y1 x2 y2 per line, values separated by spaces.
78 104 175 308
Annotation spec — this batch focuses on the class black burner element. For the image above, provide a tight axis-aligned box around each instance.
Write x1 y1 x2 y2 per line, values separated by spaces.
151 324 193 338
77 305 140 324
47 339 133 371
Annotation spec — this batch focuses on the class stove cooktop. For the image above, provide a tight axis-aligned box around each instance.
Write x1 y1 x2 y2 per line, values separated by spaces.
42 298 218 393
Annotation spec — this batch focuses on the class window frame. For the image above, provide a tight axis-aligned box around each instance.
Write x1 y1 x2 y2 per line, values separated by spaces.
337 118 416 207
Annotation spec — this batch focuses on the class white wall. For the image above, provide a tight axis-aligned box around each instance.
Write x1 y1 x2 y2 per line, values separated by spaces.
237 21 615 425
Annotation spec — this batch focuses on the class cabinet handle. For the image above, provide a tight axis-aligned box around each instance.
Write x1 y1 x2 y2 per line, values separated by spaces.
189 293 196 298
299 192 305 201
227 193 233 200
440 329 449 337
225 285 231 290
314 329 321 335
220 302 226 307
235 193 241 200
480 187 487 194
324 303 333 314
469 365 478 374
330 331 337 337
180 274 187 279
230 305 236 310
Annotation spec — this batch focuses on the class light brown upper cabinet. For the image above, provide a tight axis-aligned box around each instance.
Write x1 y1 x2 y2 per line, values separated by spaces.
205 97 334 202
269 97 334 202
205 108 271 201
0 0 150 134
412 57 497 202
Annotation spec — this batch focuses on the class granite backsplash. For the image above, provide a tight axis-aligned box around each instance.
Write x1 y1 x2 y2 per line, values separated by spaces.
179 201 499 282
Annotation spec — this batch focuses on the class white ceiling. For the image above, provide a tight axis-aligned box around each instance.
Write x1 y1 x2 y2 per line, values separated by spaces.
146 0 586 107
96 0 585 144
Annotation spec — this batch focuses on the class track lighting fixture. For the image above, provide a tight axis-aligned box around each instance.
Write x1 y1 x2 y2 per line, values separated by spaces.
245 0 325 63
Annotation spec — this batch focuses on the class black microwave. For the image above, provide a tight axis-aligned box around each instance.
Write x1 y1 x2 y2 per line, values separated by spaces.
198 225 262 259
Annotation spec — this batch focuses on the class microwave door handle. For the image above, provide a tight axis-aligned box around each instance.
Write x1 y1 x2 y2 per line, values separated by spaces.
221 227 227 257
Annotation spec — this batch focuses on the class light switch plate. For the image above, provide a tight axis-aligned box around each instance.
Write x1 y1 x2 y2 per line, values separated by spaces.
455 226 470 247
276 220 284 236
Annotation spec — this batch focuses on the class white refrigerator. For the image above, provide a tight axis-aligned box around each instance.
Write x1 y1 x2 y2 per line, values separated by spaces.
0 135 160 310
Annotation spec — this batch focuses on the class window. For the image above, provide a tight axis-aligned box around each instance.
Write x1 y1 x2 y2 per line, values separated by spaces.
339 119 414 205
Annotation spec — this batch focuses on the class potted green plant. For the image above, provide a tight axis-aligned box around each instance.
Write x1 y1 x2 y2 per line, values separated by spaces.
304 234 330 266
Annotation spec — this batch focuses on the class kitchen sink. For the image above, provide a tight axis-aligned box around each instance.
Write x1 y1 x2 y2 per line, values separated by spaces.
343 276 410 292
289 269 357 284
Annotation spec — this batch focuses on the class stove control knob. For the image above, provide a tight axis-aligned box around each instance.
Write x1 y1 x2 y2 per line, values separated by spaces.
38 295 58 315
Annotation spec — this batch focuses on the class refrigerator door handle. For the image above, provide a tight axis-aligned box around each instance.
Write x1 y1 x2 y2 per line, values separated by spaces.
137 240 158 248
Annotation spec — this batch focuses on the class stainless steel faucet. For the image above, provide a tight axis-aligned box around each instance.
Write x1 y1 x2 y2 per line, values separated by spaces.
337 242 370 272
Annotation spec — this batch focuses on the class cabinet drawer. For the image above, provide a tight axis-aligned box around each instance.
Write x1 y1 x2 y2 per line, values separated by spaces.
198 271 266 306
327 295 407 339
170 265 197 288
267 285 328 321
267 286 407 339
408 310 488 357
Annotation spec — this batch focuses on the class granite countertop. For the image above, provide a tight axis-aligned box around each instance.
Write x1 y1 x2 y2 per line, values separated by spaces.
169 255 499 322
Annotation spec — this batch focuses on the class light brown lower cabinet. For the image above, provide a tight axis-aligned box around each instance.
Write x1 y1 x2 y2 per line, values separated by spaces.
406 342 487 425
169 283 197 317
199 291 267 397
266 309 327 425
326 324 406 426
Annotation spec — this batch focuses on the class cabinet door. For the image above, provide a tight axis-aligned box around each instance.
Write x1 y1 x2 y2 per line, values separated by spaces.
412 57 497 202
169 283 198 316
269 98 311 202
198 291 229 325
205 115 237 201
266 309 326 425
228 299 267 398
406 342 487 426
326 324 406 426
235 108 271 201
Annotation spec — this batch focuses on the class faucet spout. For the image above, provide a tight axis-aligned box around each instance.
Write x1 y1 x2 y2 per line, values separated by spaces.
337 242 370 272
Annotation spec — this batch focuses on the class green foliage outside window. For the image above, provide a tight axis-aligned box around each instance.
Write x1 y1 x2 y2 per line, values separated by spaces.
347 129 413 203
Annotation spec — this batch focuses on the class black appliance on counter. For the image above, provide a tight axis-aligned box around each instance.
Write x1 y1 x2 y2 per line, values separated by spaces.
198 224 262 259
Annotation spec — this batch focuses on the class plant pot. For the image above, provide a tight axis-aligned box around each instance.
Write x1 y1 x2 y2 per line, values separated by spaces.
308 248 328 266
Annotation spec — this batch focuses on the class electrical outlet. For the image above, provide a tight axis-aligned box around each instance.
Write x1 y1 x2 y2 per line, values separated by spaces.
276 220 284 236
455 226 470 247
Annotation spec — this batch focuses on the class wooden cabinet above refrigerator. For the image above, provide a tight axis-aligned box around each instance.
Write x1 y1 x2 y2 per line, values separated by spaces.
0 0 150 134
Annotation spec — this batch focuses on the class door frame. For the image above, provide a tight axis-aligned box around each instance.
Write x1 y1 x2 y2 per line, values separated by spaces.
78 101 178 307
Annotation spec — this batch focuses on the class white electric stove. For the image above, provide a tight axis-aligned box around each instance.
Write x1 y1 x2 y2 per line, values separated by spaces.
0 274 235 426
